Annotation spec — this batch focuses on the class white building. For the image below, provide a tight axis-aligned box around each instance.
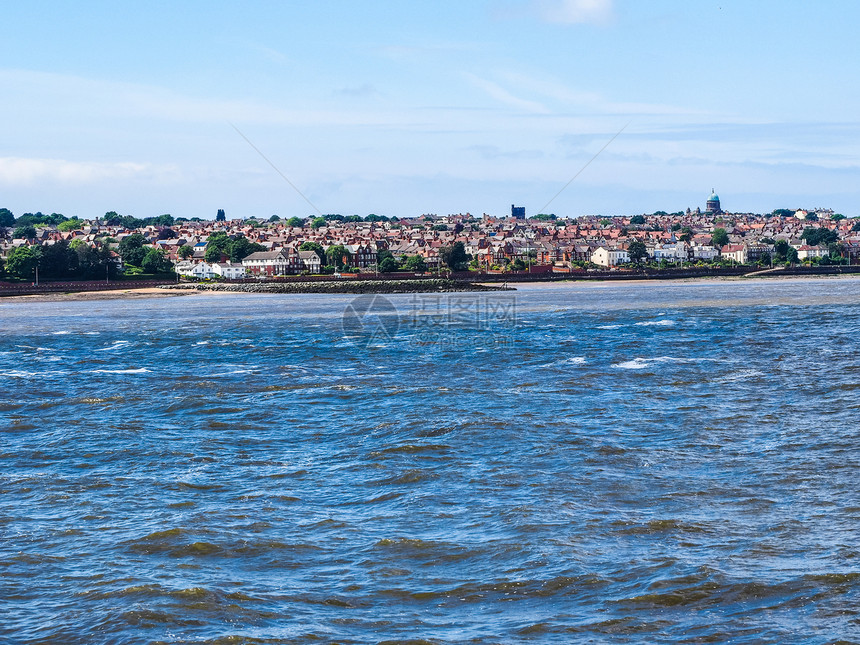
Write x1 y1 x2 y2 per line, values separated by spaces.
211 262 246 279
691 245 718 260
720 244 746 263
795 245 829 260
242 248 297 276
297 250 322 273
590 246 629 267
176 261 216 279
650 242 686 261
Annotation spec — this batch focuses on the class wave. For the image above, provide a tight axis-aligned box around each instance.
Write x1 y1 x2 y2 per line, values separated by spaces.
95 340 131 352
612 356 708 370
635 319 676 327
0 370 40 378
91 367 150 374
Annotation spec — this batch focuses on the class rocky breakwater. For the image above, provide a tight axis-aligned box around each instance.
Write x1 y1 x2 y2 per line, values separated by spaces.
159 279 510 295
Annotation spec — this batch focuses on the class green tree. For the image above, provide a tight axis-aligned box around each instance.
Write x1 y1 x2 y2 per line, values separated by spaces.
786 247 799 264
57 218 82 232
828 242 846 260
325 244 350 269
268 215 281 222
229 237 265 262
627 240 648 263
205 231 231 262
439 241 469 271
679 227 693 243
178 244 194 260
0 208 14 227
311 216 326 229
216 208 226 222
287 216 304 227
39 241 77 279
629 215 645 225
801 227 838 247
404 255 427 272
103 211 122 225
773 239 790 261
74 244 107 279
832 213 845 221
6 246 41 279
141 248 172 274
118 233 148 266
378 256 398 273
711 228 729 248
13 225 37 239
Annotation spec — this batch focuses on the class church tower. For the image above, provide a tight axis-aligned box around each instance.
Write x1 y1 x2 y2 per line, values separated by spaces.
706 189 721 214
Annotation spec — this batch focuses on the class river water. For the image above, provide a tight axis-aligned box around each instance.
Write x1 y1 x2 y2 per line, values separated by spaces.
1 278 859 644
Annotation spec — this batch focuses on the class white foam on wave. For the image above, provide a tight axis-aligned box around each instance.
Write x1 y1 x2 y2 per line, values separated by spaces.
51 331 71 335
2 369 67 378
598 324 622 330
1 370 39 378
95 340 131 352
635 319 676 327
92 367 150 374
613 358 650 370
612 356 707 370
566 356 587 365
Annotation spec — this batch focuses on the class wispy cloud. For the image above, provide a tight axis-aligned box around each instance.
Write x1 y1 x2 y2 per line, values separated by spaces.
0 157 180 186
535 0 613 24
464 73 549 114
467 145 545 160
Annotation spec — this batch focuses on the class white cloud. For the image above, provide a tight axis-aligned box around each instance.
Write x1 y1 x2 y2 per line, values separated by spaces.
536 0 613 24
464 73 549 114
0 157 181 186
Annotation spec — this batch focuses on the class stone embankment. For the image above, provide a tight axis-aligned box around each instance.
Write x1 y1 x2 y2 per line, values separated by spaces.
159 279 509 295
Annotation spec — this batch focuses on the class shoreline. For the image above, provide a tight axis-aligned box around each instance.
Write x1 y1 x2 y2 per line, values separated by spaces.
159 278 508 296
2 271 859 303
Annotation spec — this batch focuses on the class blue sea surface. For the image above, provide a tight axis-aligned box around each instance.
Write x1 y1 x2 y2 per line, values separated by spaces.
1 278 859 644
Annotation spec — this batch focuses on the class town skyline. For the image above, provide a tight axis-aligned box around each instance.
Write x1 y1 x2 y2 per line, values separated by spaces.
3 1 860 219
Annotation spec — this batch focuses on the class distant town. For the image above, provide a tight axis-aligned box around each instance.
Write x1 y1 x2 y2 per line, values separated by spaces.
1 192 858 284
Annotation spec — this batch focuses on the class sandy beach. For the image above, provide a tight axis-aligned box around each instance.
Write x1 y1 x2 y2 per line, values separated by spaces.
0 287 204 304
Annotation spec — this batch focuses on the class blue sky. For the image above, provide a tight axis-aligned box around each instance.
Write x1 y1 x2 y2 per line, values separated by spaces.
2 0 859 219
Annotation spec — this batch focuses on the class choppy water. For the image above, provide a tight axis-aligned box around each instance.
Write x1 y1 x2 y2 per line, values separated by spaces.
2 278 860 644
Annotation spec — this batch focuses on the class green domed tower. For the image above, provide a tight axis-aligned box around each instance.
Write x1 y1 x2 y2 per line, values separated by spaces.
706 189 721 214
